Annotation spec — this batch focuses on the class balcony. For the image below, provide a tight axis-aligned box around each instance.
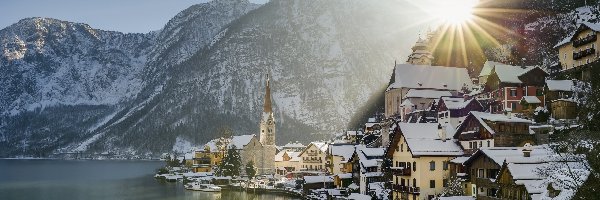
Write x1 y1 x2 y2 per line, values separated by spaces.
392 184 420 194
573 48 595 60
573 34 597 47
391 167 411 176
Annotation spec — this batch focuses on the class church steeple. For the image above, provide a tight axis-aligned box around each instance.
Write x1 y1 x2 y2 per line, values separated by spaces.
260 72 275 146
263 73 273 114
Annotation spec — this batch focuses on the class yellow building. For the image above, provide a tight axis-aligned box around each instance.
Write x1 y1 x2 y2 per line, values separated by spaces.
555 22 600 80
192 140 224 173
387 123 464 200
328 144 356 175
274 150 301 175
298 142 328 172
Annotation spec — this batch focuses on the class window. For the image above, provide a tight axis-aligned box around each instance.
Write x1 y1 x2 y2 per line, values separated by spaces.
469 142 473 149
443 161 449 170
511 102 517 109
478 169 485 178
564 53 567 60
430 161 436 171
487 140 491 147
479 141 482 148
510 89 517 97
430 180 436 188
413 178 416 186
443 179 448 187
401 144 404 152
413 162 417 172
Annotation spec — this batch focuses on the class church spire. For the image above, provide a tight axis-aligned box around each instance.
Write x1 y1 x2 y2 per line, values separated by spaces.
263 73 273 113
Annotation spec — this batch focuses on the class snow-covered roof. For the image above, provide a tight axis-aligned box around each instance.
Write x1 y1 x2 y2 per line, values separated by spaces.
283 142 305 149
493 65 536 84
440 97 479 110
546 80 576 91
479 61 505 77
329 145 356 163
450 156 470 165
470 145 554 166
406 89 453 99
303 175 333 183
347 193 372 200
521 96 542 104
360 147 385 157
275 150 301 162
387 64 472 91
202 139 220 152
467 111 532 135
399 123 464 156
313 142 328 152
228 135 255 149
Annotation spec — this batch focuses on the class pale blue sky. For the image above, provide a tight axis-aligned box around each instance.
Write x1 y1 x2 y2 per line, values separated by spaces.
0 0 267 33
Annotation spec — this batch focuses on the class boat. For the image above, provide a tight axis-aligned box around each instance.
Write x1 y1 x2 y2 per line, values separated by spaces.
191 184 222 192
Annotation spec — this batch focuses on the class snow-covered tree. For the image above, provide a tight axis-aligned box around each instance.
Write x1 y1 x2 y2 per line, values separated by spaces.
440 176 464 197
533 106 550 123
217 145 241 177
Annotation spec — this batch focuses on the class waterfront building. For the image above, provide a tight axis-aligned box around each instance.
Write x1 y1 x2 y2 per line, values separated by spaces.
328 144 356 175
259 73 277 174
298 142 329 172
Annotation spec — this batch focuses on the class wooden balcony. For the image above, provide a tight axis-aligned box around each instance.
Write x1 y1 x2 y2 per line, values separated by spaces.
573 48 595 60
391 167 411 176
573 34 597 47
392 184 420 194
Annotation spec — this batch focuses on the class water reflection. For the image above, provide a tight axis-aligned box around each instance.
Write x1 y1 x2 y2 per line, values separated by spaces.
0 159 298 200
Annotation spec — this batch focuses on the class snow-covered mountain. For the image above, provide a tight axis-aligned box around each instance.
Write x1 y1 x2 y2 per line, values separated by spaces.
0 0 422 157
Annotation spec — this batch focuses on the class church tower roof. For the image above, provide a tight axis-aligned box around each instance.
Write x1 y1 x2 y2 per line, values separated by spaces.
263 73 273 113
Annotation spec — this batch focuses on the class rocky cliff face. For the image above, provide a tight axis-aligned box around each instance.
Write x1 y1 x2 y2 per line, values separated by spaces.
0 0 422 157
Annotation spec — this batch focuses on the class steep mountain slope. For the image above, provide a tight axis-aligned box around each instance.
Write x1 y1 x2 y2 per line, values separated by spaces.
0 0 425 157
90 0 422 153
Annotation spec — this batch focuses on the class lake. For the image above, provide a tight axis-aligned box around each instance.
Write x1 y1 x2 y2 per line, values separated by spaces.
0 159 300 200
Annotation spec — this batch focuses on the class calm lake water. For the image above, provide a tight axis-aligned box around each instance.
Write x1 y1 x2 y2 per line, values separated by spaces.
0 159 299 200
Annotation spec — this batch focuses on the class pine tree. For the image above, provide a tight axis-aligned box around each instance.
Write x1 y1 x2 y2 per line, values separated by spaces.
246 161 256 180
217 145 242 177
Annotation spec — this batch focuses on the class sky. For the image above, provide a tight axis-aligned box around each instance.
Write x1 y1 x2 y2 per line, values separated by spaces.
0 0 267 33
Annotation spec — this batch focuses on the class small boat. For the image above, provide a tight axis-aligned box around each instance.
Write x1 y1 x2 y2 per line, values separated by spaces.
192 184 222 192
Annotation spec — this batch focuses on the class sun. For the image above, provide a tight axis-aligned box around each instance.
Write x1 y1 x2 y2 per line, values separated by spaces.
423 0 478 25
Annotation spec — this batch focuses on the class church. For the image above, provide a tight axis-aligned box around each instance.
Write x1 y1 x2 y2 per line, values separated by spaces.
258 73 277 175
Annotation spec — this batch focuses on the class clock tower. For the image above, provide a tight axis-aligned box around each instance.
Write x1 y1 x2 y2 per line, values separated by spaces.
259 73 276 146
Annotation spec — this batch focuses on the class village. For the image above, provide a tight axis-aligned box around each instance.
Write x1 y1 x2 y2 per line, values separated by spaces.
154 15 597 200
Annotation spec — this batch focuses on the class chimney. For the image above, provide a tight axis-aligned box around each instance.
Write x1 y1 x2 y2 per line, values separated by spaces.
522 143 533 157
438 124 447 142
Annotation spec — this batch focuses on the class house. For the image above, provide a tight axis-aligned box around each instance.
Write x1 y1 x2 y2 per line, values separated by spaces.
484 64 548 114
545 80 579 120
274 150 301 175
388 123 464 200
519 96 543 118
298 142 329 172
346 131 364 144
495 145 590 200
478 61 505 86
554 21 600 80
461 145 552 199
348 146 385 195
328 144 356 175
437 97 484 127
453 111 537 154
192 139 224 172
385 64 473 120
